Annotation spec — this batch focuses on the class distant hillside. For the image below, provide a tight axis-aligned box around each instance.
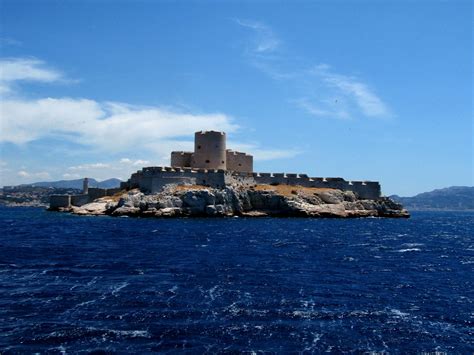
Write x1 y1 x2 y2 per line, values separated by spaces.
391 186 474 211
26 178 122 189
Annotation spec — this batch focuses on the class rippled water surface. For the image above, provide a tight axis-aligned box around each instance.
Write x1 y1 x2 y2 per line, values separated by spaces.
0 207 473 353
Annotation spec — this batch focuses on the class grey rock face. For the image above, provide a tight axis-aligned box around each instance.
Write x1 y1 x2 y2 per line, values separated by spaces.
65 185 409 219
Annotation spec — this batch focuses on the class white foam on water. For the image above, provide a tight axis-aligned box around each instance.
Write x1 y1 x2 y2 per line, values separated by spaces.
302 332 322 351
402 243 424 247
390 308 409 317
110 329 151 338
209 285 219 301
111 282 129 295
397 248 421 252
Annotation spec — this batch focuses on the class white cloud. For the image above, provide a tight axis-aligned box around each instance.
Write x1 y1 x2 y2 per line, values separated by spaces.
310 64 390 117
17 170 51 180
132 159 150 166
68 163 111 171
229 142 301 161
0 97 239 152
235 19 280 53
120 158 151 166
0 58 64 94
34 171 51 180
63 173 80 179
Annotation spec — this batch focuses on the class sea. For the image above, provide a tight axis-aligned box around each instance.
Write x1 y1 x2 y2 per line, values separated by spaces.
0 206 472 353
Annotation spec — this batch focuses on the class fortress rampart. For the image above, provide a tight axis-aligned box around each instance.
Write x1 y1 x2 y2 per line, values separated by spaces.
121 167 381 199
170 151 193 168
226 150 253 173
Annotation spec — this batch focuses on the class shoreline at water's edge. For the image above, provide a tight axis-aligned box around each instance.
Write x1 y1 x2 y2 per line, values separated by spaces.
49 185 410 219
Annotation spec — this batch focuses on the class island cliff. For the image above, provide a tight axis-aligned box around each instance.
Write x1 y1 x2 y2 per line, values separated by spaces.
56 184 409 218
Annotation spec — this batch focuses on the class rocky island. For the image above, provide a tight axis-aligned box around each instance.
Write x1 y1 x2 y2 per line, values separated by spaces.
49 130 409 218
61 184 408 218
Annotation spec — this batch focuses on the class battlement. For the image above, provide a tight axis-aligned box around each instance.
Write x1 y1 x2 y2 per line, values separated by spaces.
196 130 226 136
226 149 252 157
120 167 382 199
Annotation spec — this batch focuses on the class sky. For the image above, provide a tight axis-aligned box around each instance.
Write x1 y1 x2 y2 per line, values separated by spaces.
0 0 472 196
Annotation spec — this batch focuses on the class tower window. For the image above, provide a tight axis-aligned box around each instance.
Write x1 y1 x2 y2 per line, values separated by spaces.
221 160 224 164
205 160 210 163
197 145 201 149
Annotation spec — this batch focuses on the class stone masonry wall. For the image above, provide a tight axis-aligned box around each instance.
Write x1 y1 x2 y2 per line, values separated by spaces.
50 195 71 209
226 150 253 173
171 151 193 168
124 167 382 199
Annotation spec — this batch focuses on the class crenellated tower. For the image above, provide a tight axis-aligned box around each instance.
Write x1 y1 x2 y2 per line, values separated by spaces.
191 131 227 170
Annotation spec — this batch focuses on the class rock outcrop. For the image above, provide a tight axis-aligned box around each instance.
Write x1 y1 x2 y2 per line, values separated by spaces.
58 184 409 218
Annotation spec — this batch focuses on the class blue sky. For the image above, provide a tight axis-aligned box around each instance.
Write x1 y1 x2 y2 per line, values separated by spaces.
0 0 472 196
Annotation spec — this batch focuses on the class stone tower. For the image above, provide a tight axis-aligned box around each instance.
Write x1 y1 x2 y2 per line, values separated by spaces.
83 177 89 194
170 151 193 168
191 131 226 170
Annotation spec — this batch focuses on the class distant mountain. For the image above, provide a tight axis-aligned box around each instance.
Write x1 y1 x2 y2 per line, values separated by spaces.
390 186 474 211
26 178 122 190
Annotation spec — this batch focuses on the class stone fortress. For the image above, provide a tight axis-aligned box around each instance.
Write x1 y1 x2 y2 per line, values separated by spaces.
123 130 381 199
50 130 382 209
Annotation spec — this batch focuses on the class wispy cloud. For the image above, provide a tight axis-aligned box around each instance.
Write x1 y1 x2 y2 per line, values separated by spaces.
291 97 350 120
0 58 64 95
235 20 391 120
310 64 390 117
235 19 280 54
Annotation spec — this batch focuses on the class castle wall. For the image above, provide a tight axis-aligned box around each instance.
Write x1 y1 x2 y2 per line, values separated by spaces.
226 172 256 187
252 173 381 199
192 131 226 170
170 151 193 168
138 166 227 193
50 195 71 209
88 187 122 201
226 150 253 173
71 194 90 206
124 166 382 199
107 188 122 196
88 188 108 201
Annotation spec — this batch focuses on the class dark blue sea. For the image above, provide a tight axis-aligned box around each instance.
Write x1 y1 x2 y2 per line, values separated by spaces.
0 206 472 353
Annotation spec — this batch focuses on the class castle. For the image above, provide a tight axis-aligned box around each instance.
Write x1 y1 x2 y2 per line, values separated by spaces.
50 130 382 209
170 131 253 173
